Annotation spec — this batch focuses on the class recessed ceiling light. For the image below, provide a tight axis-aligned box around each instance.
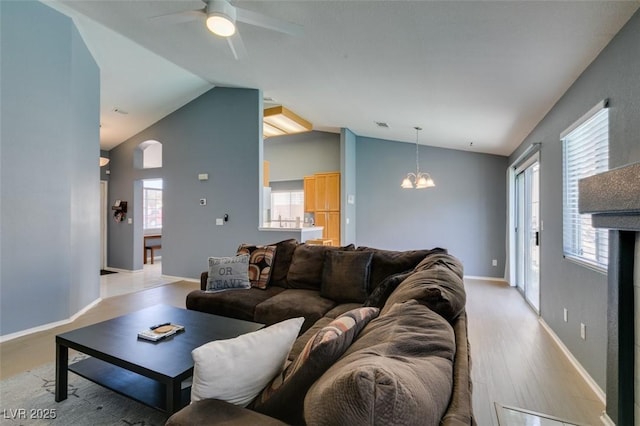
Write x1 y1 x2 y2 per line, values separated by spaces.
375 121 389 128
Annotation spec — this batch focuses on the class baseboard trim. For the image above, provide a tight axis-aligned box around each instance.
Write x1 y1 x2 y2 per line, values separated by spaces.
103 266 144 274
600 412 615 425
0 297 102 343
539 318 606 404
161 274 199 283
464 275 508 284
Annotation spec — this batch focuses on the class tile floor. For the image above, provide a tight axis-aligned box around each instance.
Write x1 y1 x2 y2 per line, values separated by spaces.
100 260 191 298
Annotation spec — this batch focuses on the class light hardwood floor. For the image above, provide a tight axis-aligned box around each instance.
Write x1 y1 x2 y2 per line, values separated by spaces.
0 274 604 425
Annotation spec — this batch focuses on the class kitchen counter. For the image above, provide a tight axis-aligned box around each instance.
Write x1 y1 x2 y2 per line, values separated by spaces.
258 225 323 242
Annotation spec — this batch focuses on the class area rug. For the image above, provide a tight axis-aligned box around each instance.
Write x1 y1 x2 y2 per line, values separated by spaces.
100 269 117 276
0 354 169 425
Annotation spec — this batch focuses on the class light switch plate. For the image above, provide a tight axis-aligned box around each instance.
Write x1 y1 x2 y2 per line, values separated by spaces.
198 173 208 181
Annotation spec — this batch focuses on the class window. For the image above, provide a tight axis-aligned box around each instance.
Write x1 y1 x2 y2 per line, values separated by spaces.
561 103 609 271
143 179 163 230
271 190 304 222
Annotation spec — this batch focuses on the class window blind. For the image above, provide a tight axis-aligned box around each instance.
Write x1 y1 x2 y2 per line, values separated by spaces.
562 106 609 271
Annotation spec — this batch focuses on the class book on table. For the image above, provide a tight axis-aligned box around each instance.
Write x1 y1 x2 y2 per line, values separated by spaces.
138 324 185 341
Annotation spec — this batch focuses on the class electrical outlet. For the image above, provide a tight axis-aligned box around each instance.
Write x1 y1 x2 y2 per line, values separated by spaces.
492 259 497 267
563 308 568 322
216 218 223 226
580 323 586 340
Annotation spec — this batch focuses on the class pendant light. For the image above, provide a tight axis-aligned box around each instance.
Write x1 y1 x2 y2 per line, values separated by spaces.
401 127 435 189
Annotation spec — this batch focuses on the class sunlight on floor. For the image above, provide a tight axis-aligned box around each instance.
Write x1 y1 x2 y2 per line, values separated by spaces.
496 403 585 426
100 261 180 298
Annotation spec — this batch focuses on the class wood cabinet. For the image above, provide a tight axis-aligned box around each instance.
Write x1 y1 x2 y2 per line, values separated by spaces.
314 172 340 211
314 211 340 246
304 176 316 212
263 161 270 187
307 172 340 246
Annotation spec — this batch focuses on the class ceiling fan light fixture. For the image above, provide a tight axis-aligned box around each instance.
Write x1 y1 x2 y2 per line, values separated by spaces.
206 0 237 37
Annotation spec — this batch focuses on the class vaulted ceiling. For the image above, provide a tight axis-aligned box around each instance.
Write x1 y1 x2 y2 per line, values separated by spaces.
47 1 639 155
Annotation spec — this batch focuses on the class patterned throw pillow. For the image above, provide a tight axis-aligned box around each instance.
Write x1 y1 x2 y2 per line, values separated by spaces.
237 244 277 289
206 254 251 292
253 307 380 424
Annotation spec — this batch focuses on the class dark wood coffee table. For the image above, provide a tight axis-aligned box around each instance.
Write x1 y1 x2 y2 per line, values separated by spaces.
55 304 264 414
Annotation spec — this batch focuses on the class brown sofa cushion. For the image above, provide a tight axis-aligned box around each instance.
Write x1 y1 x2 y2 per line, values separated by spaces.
254 307 379 424
186 286 285 321
356 246 447 292
269 239 298 288
304 300 455 426
415 250 464 278
254 289 337 333
166 399 288 426
320 250 373 303
382 259 466 323
286 243 355 290
363 269 413 308
324 303 363 319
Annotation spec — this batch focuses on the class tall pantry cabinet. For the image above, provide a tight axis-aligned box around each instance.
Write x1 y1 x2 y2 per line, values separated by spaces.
304 172 340 246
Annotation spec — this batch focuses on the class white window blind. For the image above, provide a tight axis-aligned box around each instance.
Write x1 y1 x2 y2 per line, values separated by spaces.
562 105 609 271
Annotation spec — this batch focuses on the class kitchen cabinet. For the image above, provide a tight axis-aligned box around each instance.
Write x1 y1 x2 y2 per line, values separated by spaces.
314 211 340 246
314 172 340 211
304 176 316 212
308 172 340 246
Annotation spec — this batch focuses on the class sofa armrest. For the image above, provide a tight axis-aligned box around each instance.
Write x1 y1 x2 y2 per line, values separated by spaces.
166 399 289 426
441 311 476 426
200 272 208 291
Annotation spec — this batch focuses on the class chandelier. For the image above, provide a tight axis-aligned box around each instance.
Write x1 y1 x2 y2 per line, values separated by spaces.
401 127 435 189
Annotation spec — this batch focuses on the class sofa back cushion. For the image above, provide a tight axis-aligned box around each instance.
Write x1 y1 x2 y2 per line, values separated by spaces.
253 307 379 424
304 300 455 426
286 244 354 290
320 250 373 303
268 239 299 288
356 247 447 292
382 254 466 323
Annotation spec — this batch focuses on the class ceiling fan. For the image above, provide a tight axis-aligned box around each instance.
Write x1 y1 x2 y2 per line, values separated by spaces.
152 0 303 60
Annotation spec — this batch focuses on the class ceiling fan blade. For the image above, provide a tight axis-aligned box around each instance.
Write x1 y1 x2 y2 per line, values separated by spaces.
227 32 247 60
235 7 303 37
148 9 204 25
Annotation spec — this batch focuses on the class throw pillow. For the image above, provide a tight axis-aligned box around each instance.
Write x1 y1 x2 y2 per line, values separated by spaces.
191 317 304 407
286 243 355 290
237 244 277 289
320 250 373 303
206 254 251 292
253 307 380 424
363 269 413 308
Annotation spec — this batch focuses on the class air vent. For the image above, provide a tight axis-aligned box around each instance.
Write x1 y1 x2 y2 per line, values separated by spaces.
375 121 389 128
263 96 275 102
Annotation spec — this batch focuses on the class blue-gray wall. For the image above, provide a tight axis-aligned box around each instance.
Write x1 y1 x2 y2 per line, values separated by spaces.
508 9 640 390
264 131 340 182
0 1 100 335
341 128 357 245
107 87 301 276
356 137 507 278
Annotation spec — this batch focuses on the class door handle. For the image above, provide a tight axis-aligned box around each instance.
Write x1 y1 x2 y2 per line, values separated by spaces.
535 231 540 246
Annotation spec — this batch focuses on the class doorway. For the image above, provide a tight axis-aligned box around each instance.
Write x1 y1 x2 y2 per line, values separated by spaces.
100 180 108 270
515 157 540 312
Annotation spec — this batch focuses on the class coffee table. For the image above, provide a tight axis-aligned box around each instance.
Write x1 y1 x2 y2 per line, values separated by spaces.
55 304 264 414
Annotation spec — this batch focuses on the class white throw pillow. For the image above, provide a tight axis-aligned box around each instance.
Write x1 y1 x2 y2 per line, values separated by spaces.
190 317 304 406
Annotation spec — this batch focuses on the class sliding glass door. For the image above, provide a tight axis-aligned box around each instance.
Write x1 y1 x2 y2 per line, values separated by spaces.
515 158 540 312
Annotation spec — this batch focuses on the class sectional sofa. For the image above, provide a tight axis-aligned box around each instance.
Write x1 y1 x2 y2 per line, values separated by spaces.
168 239 474 425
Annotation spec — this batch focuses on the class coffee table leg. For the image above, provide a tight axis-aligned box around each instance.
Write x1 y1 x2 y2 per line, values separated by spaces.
55 341 68 402
166 380 182 413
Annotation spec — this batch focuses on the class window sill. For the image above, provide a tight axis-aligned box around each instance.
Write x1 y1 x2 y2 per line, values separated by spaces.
563 254 607 275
